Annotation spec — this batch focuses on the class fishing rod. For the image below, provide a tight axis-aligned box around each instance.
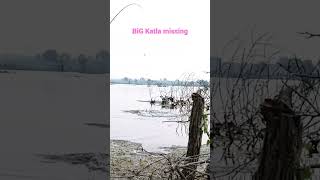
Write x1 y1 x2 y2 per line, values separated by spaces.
110 3 142 24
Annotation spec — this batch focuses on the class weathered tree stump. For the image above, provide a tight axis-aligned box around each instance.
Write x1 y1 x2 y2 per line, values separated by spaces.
182 93 205 179
254 87 303 180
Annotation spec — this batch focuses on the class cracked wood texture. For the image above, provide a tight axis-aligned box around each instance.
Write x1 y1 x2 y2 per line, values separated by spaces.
183 93 205 180
254 87 303 180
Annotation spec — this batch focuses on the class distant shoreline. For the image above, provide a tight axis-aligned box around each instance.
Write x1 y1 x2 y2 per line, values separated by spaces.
110 79 209 87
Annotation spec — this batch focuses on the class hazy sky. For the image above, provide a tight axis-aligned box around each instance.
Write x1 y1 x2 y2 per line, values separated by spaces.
110 0 210 80
0 0 106 56
213 0 320 62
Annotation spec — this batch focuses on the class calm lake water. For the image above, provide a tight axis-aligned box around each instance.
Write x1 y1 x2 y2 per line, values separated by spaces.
0 71 108 180
110 84 208 152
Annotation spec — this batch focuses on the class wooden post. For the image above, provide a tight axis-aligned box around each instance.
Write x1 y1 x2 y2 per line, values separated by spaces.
254 87 303 180
183 93 205 179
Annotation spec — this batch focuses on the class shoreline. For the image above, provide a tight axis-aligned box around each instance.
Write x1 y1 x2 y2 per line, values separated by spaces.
111 139 209 180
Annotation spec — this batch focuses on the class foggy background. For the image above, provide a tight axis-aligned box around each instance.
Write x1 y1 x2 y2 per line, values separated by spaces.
0 0 106 56
213 0 320 61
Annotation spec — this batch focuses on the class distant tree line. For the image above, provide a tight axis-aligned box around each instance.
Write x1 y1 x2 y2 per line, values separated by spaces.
211 56 320 79
0 49 109 74
111 77 209 87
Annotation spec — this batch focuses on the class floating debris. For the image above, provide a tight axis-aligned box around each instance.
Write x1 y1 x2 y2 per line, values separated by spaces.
122 109 179 118
35 153 109 173
84 123 109 128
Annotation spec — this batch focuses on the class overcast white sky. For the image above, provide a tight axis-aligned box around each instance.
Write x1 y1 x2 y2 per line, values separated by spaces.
110 0 210 81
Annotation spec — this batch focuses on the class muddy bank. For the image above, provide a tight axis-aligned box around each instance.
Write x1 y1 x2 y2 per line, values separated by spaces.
111 139 209 180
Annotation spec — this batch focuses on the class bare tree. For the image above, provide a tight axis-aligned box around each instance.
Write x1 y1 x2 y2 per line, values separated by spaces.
297 32 320 39
209 29 320 179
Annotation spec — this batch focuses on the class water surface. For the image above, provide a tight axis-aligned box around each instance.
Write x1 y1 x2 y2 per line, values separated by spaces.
0 71 108 180
111 84 208 152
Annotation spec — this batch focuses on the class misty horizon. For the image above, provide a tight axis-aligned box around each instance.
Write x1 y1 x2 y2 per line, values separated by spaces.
0 0 106 55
